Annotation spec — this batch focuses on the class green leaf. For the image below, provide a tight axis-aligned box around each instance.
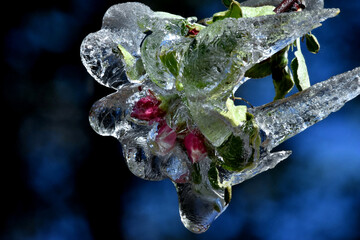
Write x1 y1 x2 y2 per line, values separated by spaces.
187 100 233 147
118 44 145 81
158 94 178 112
159 49 180 77
217 114 260 172
192 163 202 184
209 4 275 24
215 112 260 172
220 98 247 127
272 47 289 69
305 33 320 54
208 1 242 24
209 11 227 23
222 0 233 8
243 112 261 148
291 39 310 91
175 80 184 91
208 163 221 189
245 58 272 79
191 109 232 147
228 1 243 18
272 66 294 100
271 47 294 100
241 6 276 18
217 134 255 172
118 44 135 67
217 134 245 172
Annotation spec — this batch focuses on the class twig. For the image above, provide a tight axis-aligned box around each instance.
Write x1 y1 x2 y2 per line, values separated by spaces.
232 93 254 108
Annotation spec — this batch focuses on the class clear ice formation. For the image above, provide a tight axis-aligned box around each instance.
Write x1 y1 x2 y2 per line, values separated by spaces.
80 0 360 233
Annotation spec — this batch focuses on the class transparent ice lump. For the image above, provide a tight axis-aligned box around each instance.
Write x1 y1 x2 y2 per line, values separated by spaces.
81 0 360 233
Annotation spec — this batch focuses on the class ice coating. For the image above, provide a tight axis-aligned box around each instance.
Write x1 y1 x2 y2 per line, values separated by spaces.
181 8 339 147
80 2 153 88
80 29 128 88
226 68 360 186
182 8 338 99
240 0 324 10
81 1 359 234
251 67 360 151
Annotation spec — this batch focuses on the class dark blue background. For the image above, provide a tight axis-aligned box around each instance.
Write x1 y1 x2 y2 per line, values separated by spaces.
2 0 360 239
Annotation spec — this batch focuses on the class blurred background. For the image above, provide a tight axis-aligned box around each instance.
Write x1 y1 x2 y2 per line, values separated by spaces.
2 0 360 239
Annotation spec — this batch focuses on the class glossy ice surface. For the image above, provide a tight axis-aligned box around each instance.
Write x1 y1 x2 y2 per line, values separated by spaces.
80 0 359 233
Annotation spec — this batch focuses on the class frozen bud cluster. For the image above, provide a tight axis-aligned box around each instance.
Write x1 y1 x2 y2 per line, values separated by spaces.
81 0 359 233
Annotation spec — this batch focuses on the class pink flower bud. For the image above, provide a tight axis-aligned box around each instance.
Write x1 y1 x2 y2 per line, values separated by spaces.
174 172 189 183
188 28 199 36
130 92 165 122
184 131 207 163
155 121 177 154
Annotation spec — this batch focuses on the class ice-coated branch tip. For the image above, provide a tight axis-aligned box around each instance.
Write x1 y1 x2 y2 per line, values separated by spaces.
251 67 360 150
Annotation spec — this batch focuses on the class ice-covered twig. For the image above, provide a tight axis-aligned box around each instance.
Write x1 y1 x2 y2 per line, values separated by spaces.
251 67 360 151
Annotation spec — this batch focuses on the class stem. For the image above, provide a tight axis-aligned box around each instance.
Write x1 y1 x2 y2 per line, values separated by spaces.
274 0 304 14
296 37 302 52
232 94 254 108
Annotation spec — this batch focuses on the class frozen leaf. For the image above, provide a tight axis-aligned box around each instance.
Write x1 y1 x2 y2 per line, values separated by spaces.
159 47 181 77
271 46 294 99
244 57 272 79
209 3 275 24
209 0 243 24
228 1 243 18
208 162 221 189
241 5 275 17
305 33 320 54
188 101 233 147
291 39 311 91
220 98 247 127
217 134 251 172
118 44 146 81
273 66 295 99
222 0 233 8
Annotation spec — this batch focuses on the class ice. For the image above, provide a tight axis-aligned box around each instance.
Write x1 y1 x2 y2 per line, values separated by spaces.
251 67 360 151
81 1 359 234
141 32 193 89
162 147 190 183
176 179 229 233
220 150 293 185
224 67 360 186
80 3 153 88
240 0 285 7
182 8 339 146
240 0 324 10
182 8 339 100
80 29 128 88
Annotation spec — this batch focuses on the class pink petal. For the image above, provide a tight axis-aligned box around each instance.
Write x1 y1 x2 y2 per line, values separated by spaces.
184 131 207 163
156 122 177 154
